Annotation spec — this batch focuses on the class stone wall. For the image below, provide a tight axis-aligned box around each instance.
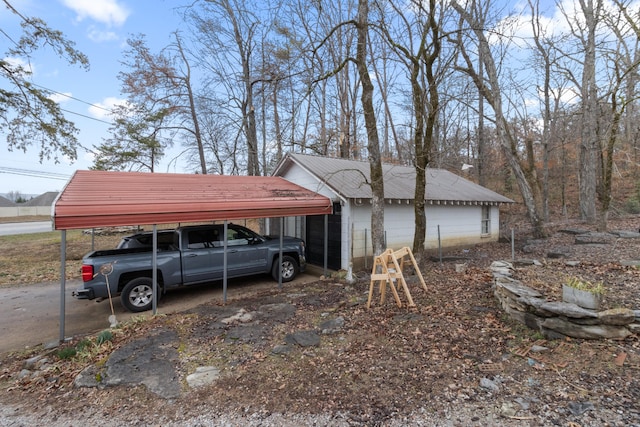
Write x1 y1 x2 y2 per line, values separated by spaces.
492 261 640 340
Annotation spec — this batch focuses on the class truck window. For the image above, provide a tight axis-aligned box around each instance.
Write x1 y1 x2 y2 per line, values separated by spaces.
188 229 220 249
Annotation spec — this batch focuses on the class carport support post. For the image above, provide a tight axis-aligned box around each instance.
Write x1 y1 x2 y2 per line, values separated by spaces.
278 217 283 289
152 224 158 315
324 214 328 277
223 220 228 303
59 230 66 343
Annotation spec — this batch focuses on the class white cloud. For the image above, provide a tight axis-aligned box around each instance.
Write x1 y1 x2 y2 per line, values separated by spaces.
88 97 129 120
48 92 72 103
87 26 118 42
3 57 34 76
61 0 130 27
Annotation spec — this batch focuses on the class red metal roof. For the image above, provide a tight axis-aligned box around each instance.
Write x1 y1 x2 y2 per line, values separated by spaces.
52 170 333 229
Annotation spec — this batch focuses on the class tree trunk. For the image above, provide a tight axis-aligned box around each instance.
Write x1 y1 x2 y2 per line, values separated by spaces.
175 34 207 175
452 1 546 237
356 0 385 256
578 0 601 222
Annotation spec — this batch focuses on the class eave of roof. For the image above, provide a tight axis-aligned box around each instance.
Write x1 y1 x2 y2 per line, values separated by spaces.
274 153 514 205
52 170 333 230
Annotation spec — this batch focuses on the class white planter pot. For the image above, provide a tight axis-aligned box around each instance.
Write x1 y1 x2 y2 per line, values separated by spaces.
562 284 602 310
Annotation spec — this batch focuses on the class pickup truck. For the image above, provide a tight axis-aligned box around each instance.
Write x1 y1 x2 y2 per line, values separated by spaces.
74 223 306 312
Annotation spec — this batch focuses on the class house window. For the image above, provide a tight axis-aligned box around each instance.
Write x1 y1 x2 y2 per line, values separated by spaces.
481 206 490 235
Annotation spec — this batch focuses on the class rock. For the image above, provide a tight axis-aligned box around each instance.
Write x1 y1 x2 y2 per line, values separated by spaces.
284 330 320 347
512 259 541 266
257 303 297 323
565 260 581 267
221 308 254 324
628 323 640 333
499 402 518 418
575 232 614 245
538 301 599 319
516 296 554 317
271 344 293 355
547 247 571 258
74 365 101 388
515 397 532 410
568 401 595 416
541 317 632 339
225 324 269 344
598 308 636 325
18 369 32 379
319 316 345 334
479 377 499 392
559 228 590 235
186 366 220 388
490 261 514 277
495 279 543 299
23 355 43 371
102 329 181 399
610 230 640 238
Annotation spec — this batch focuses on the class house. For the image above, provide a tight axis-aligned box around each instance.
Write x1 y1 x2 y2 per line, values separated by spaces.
272 153 514 271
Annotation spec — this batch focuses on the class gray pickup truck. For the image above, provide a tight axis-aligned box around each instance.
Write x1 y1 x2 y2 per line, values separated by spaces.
74 223 306 312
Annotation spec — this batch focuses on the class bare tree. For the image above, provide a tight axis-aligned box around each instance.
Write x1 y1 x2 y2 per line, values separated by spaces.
576 0 603 222
451 0 546 237
117 33 207 174
190 0 261 175
376 0 443 253
356 0 386 255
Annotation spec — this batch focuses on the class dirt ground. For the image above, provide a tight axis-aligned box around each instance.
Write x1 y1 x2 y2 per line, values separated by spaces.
0 216 639 426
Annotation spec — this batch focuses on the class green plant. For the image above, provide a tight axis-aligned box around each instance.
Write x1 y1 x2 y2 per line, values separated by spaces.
96 330 113 345
565 276 606 295
624 197 640 214
75 338 92 352
56 346 77 360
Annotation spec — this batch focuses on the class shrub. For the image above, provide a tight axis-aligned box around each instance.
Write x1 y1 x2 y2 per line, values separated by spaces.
57 347 77 360
96 330 113 345
624 197 640 214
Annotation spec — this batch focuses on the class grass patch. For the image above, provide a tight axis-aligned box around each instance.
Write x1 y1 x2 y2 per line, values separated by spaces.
0 230 122 286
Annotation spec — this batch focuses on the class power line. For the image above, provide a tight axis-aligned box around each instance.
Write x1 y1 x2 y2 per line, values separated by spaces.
0 166 71 180
30 81 114 113
60 107 113 125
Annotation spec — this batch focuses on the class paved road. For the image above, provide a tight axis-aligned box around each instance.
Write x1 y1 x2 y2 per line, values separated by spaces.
0 273 319 355
0 221 53 236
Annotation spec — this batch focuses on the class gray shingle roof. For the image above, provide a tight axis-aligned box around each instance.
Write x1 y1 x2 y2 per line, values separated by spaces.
0 195 15 207
23 191 60 206
277 153 514 204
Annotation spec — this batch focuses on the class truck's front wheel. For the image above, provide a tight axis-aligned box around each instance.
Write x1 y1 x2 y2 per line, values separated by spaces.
121 277 160 312
271 255 299 282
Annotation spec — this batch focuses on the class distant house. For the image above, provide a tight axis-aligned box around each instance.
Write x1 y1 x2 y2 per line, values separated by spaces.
0 195 14 207
272 153 514 271
23 191 60 207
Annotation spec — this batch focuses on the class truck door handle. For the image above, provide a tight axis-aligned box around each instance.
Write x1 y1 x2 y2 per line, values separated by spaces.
186 253 198 257
229 250 238 253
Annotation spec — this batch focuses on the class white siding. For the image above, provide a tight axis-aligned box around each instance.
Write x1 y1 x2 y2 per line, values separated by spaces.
348 203 501 269
275 162 502 271
279 166 340 201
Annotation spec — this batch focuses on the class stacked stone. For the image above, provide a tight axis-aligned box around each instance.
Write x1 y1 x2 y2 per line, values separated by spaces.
491 261 640 340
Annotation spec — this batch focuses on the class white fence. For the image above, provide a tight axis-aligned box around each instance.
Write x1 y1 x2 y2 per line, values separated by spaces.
0 206 51 217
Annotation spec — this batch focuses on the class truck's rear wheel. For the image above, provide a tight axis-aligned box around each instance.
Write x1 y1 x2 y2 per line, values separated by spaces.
271 255 299 282
121 277 161 312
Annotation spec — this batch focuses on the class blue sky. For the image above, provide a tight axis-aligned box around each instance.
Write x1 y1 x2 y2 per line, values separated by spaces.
0 0 597 197
0 0 184 196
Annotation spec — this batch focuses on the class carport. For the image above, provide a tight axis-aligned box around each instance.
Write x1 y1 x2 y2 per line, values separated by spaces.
52 170 333 342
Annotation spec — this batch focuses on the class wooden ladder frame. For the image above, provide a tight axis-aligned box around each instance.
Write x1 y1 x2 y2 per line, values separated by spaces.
367 247 428 309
